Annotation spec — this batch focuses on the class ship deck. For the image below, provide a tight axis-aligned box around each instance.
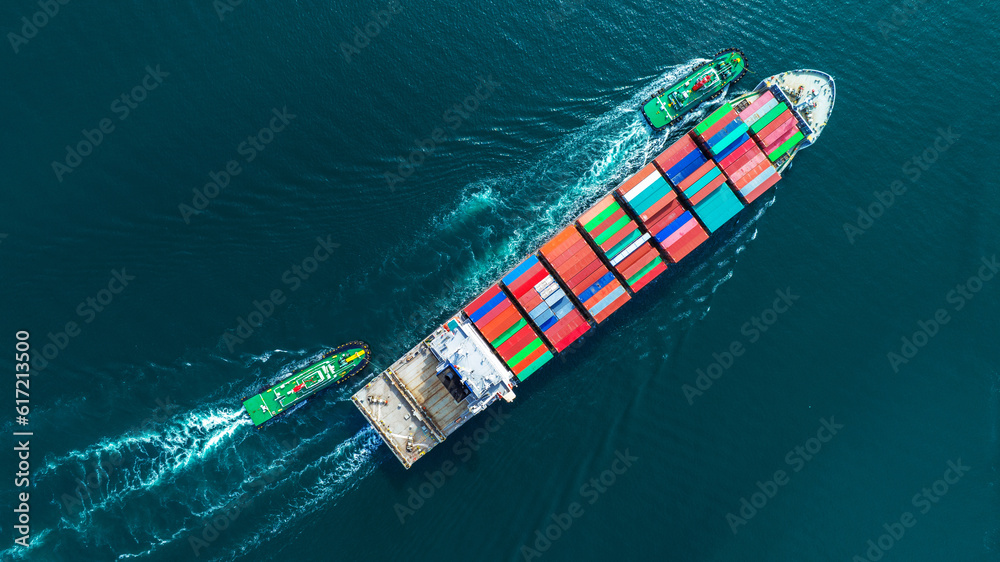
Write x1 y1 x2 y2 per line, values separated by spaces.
352 315 515 468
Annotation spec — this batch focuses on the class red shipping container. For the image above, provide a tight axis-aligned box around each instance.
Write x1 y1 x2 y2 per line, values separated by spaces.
743 172 781 203
764 123 799 150
601 221 637 249
677 161 716 190
668 240 701 262
481 306 520 341
479 299 514 329
732 167 760 189
521 263 551 291
571 263 608 294
654 135 699 171
645 214 674 236
583 283 616 309
649 199 687 225
477 298 512 328
496 324 535 357
734 162 772 188
724 149 760 177
688 175 726 206
559 253 598 281
589 208 628 240
729 154 765 182
629 261 667 292
637 190 679 221
720 139 757 169
616 243 653 274
540 227 577 257
646 206 687 236
519 289 543 312
593 292 629 322
663 225 708 261
547 313 589 350
620 250 655 280
552 321 590 351
698 113 737 143
754 111 794 142
616 163 662 197
663 133 698 157
515 342 553 369
507 263 547 297
548 239 588 268
546 234 584 261
466 285 502 317
638 195 674 222
762 118 798 148
733 153 767 179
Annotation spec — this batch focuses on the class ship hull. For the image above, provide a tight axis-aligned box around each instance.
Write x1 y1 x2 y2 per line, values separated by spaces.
355 65 835 469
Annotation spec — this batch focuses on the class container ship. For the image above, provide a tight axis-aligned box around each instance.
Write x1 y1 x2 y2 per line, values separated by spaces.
243 341 369 427
353 68 835 468
641 49 748 130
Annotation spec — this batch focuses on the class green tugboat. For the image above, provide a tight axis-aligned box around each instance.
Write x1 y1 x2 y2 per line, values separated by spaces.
242 341 370 428
641 48 748 130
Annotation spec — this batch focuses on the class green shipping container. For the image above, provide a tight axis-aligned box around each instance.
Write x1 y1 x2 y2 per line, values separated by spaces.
768 131 805 162
750 104 788 133
695 103 735 135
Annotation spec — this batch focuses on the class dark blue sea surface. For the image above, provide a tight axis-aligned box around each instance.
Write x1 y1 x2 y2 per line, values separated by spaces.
1 0 999 560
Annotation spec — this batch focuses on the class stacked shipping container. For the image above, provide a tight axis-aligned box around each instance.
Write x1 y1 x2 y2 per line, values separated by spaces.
739 89 805 165
686 104 747 231
463 284 553 381
501 255 590 352
616 162 708 262
446 94 804 386
577 194 667 293
539 225 630 323
686 97 783 204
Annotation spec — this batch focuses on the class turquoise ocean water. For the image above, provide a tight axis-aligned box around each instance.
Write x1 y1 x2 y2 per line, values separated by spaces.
1 0 998 560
